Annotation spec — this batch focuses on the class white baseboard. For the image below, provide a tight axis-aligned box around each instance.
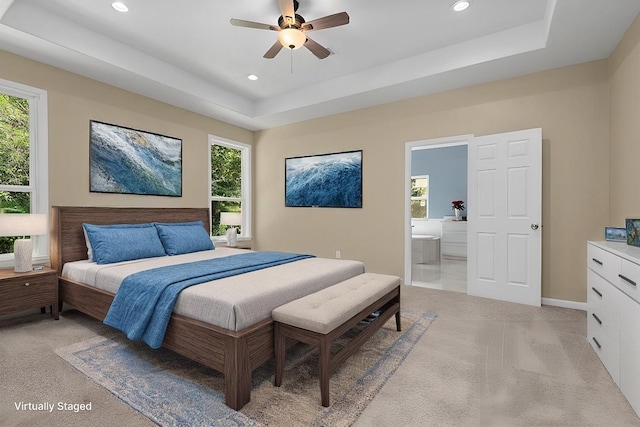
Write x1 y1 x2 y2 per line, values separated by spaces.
542 297 586 311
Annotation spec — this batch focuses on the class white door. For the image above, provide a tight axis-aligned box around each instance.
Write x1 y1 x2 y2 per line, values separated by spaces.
467 128 542 306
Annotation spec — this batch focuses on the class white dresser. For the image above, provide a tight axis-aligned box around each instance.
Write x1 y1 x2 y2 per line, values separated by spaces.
441 220 467 260
587 241 640 417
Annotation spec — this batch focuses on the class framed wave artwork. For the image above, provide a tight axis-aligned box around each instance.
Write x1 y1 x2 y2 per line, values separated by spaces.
285 150 363 208
89 120 182 197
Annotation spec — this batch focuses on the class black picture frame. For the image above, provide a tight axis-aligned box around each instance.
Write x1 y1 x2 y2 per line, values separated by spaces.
89 120 182 197
285 150 363 208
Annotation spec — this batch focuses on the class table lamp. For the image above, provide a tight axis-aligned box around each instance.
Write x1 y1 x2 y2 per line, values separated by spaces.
220 212 242 247
0 214 48 272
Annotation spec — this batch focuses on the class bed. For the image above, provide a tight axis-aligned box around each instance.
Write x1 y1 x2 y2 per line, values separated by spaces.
50 206 365 410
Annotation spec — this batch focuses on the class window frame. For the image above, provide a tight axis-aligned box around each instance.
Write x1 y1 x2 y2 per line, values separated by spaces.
0 78 49 266
208 135 251 241
410 174 429 220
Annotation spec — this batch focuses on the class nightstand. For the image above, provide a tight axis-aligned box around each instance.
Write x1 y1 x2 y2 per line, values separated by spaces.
0 267 59 320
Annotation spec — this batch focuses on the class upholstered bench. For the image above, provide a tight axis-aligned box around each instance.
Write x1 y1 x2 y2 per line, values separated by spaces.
272 272 401 407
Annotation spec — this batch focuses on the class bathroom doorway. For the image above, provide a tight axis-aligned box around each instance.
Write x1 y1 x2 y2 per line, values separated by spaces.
404 135 471 292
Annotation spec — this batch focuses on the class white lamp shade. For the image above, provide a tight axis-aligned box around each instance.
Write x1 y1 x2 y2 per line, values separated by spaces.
278 28 306 50
0 214 47 237
220 212 242 226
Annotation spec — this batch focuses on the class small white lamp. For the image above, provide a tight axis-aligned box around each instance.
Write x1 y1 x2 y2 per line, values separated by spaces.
0 214 48 272
220 212 242 248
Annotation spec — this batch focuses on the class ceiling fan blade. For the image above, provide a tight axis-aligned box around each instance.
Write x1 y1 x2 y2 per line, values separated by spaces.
230 18 279 31
264 41 284 59
301 12 350 32
277 0 296 25
304 36 331 59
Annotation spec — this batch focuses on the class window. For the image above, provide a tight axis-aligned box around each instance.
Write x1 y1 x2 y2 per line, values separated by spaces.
209 136 251 240
0 79 48 261
411 175 429 219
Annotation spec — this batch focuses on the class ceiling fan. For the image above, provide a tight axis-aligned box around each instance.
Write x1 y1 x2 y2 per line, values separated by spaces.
230 0 349 59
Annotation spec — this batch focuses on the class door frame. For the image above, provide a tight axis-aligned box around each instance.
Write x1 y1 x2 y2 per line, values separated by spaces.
404 134 473 286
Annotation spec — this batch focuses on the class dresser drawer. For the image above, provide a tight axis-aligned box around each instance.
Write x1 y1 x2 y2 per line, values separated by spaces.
617 258 640 304
588 309 620 385
620 328 640 416
620 292 640 415
0 275 57 316
587 269 621 325
588 243 620 284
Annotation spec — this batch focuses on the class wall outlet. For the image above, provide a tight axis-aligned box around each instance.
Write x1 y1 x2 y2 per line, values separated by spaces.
335 250 341 259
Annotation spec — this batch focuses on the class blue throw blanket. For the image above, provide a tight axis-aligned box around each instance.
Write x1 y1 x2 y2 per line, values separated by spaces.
103 251 314 348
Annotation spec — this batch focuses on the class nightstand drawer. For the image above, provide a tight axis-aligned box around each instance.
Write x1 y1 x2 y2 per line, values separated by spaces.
0 273 58 317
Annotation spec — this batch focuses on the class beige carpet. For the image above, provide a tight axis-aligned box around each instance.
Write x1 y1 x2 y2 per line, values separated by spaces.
53 311 434 426
1 286 639 426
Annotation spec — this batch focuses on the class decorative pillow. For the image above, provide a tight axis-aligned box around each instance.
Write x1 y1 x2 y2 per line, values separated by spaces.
154 221 215 255
82 223 167 264
83 227 94 262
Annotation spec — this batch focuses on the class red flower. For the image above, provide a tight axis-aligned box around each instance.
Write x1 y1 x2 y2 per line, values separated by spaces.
451 200 465 211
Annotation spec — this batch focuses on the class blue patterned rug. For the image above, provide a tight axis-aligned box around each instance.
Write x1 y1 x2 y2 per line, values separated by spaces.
55 311 435 427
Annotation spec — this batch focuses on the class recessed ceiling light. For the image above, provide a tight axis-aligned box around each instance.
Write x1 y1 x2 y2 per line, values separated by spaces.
247 74 258 81
112 2 129 12
452 0 470 12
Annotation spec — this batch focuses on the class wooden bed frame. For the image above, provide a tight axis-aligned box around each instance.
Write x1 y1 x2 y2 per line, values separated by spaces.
50 206 273 410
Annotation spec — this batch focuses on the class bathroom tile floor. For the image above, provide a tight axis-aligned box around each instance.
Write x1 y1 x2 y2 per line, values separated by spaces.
411 257 467 293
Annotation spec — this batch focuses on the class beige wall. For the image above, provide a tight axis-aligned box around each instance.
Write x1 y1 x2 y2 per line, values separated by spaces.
255 60 611 302
609 15 640 225
3 33 629 302
0 50 253 210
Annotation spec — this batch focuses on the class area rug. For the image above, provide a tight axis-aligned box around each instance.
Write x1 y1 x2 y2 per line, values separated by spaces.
55 311 436 427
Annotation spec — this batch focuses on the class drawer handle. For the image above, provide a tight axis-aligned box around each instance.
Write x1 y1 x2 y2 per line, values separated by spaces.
618 274 637 286
24 282 30 287
592 337 601 349
591 287 602 297
592 313 602 325
592 258 603 266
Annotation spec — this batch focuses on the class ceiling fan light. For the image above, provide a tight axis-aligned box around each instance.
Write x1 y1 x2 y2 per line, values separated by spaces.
452 0 470 12
278 28 306 50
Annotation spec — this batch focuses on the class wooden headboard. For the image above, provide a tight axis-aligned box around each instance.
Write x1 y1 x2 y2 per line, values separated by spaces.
50 206 211 273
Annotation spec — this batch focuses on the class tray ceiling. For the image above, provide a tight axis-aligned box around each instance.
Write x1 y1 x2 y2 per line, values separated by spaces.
1 0 638 130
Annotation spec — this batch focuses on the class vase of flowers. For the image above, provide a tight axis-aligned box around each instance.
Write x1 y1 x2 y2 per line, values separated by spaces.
452 200 465 221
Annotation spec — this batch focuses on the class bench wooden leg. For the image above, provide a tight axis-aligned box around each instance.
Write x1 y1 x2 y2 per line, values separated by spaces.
319 335 331 407
395 311 402 331
274 323 285 387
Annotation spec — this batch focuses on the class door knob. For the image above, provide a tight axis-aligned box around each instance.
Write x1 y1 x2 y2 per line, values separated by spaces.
531 223 539 230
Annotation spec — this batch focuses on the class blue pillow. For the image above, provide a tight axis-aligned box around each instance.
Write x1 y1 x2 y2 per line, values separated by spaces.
82 223 167 264
154 221 214 255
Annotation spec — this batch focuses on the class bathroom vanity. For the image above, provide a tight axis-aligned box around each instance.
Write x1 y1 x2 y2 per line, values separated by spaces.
441 220 467 260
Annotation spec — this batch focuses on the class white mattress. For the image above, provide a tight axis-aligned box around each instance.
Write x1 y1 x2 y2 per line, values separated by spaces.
62 248 365 331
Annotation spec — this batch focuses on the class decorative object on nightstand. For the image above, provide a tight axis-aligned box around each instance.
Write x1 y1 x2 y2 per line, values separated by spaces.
0 214 47 272
0 267 59 320
220 212 242 248
451 200 465 221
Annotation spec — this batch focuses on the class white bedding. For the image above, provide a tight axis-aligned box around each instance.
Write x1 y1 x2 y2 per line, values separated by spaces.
62 248 365 331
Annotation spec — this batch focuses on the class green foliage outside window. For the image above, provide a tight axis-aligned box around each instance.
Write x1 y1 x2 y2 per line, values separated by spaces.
0 93 31 253
211 145 242 237
411 176 428 219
